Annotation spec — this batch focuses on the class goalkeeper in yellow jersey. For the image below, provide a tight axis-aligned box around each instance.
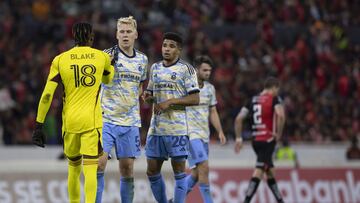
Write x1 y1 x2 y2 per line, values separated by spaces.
32 22 114 203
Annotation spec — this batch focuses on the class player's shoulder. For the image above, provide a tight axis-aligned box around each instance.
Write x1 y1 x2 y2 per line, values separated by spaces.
90 47 107 54
134 49 148 59
103 45 117 54
204 81 216 91
53 49 70 64
151 60 162 68
204 81 215 88
274 95 283 103
178 59 196 75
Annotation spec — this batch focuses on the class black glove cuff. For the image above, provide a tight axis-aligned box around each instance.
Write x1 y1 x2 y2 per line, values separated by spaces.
35 122 43 130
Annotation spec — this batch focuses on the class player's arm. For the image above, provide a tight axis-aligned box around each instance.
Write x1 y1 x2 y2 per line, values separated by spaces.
102 52 114 84
155 64 200 113
142 64 155 103
234 107 248 153
33 56 61 148
210 106 226 145
139 56 149 97
274 103 285 141
154 92 199 114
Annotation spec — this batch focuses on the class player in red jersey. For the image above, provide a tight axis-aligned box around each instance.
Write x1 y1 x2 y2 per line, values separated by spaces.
234 77 285 203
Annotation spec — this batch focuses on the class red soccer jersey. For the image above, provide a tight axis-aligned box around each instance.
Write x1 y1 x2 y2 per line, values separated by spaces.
245 93 282 141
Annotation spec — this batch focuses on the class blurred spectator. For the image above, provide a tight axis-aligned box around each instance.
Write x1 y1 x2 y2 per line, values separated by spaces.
346 136 360 160
0 82 15 144
275 138 300 168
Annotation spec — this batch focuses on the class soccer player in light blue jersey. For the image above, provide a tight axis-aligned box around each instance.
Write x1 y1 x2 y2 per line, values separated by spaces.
96 16 148 203
142 32 200 203
184 55 227 203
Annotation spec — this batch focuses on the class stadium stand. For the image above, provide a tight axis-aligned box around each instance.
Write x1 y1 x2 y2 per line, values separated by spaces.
0 0 359 145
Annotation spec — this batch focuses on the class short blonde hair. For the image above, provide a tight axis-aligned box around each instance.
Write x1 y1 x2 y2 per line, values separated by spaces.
117 16 137 30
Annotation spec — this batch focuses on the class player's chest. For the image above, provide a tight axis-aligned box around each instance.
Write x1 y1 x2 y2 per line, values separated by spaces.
114 58 144 81
153 67 184 84
115 59 144 73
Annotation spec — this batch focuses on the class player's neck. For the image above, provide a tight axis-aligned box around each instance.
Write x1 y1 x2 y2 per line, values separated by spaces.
261 89 273 95
198 79 204 88
118 45 134 57
163 57 179 67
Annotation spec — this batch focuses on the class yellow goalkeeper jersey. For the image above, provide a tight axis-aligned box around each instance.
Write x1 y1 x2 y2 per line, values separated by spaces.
36 46 114 133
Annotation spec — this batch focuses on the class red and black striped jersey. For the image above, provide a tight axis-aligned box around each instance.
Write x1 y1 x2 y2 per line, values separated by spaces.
244 93 282 141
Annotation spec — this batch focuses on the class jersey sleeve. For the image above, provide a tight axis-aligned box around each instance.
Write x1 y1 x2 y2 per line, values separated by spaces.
140 55 148 82
36 55 61 123
243 99 252 111
102 53 114 84
272 96 283 107
210 85 217 106
184 65 199 94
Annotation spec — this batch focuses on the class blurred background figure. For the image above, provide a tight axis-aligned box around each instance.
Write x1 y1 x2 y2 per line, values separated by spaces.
275 138 300 168
346 136 360 160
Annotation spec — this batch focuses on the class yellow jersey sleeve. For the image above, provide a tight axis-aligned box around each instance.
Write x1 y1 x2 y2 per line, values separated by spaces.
101 52 114 84
36 55 61 123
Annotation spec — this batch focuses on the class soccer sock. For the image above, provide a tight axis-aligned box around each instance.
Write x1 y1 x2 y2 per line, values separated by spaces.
185 175 197 194
148 173 167 203
67 158 82 203
244 177 260 203
267 178 284 203
96 171 105 203
83 158 98 203
199 183 213 203
174 172 187 203
120 177 134 203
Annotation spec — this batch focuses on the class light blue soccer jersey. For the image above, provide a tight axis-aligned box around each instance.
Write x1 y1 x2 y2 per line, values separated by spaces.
147 59 199 136
101 46 148 127
186 81 217 142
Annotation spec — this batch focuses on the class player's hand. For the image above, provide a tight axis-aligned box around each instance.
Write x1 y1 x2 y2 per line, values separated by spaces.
32 122 46 148
234 138 243 154
271 132 281 142
218 132 227 145
140 134 147 147
154 100 172 115
142 91 154 104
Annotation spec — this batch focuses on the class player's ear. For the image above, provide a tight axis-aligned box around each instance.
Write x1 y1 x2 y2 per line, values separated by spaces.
116 30 120 40
177 43 182 51
134 30 138 39
89 33 95 44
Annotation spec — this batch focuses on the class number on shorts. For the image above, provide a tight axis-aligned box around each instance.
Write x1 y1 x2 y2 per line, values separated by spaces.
172 136 187 147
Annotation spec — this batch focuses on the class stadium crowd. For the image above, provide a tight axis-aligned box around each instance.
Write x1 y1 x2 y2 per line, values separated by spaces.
0 0 359 145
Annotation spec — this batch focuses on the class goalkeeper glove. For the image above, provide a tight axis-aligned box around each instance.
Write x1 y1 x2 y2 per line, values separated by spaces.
32 122 46 148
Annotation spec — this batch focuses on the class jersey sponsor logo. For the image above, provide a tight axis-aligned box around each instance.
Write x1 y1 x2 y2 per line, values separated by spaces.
70 53 95 60
154 82 175 90
120 73 140 82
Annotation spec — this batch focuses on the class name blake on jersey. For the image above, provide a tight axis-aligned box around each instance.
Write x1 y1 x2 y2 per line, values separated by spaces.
70 53 95 60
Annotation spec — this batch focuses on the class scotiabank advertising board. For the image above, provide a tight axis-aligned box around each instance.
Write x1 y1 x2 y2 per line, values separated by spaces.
0 168 359 203
189 168 360 203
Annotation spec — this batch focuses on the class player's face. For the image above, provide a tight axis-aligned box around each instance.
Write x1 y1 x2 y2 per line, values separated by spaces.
273 86 280 95
117 23 137 49
197 63 212 81
162 39 180 61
